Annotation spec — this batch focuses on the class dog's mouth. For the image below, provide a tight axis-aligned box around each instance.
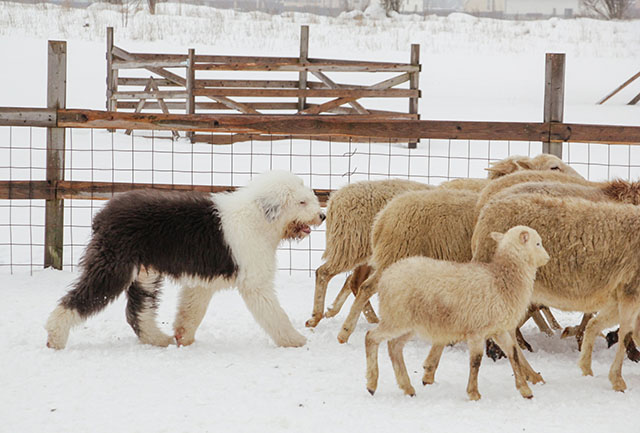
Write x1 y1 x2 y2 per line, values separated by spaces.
284 221 313 240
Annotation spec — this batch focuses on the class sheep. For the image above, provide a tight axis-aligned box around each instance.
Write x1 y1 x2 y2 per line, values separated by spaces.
481 178 640 356
310 154 581 329
365 226 549 400
471 193 640 391
306 179 433 328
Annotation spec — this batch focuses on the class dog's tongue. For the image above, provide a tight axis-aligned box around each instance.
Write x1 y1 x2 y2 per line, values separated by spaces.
301 225 311 234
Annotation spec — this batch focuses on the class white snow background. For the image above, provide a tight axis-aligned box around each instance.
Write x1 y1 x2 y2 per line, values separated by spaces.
1 2 640 432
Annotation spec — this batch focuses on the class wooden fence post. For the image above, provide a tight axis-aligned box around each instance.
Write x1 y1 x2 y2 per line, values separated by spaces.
45 41 67 270
543 53 565 158
408 43 420 149
106 27 116 112
186 48 195 142
298 25 309 112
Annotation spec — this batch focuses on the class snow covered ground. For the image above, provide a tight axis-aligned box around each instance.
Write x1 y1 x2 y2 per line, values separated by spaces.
1 2 640 432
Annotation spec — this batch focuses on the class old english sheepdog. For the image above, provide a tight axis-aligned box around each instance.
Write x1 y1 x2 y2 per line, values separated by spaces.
45 170 325 349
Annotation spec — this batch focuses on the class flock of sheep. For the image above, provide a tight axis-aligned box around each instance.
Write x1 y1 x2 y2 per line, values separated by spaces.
305 153 640 400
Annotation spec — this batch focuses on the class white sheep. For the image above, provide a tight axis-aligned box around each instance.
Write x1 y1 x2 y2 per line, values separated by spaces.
365 225 549 400
310 154 580 329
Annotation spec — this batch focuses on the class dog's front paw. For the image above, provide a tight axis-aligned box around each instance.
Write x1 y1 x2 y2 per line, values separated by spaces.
276 332 307 348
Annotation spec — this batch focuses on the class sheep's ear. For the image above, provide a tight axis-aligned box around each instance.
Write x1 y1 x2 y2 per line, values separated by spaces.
490 232 504 243
486 158 526 179
256 194 283 222
515 159 535 170
519 230 530 244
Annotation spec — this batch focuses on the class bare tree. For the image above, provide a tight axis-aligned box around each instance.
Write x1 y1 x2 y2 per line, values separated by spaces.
582 0 634 19
380 0 403 15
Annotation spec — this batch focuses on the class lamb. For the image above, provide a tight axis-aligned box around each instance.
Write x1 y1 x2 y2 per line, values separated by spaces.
309 153 581 329
365 226 549 400
472 193 640 391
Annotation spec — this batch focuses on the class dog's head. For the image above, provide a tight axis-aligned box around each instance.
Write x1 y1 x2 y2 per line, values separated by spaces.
250 171 325 240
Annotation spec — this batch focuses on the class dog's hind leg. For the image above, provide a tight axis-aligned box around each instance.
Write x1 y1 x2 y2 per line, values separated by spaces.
45 245 136 349
126 267 173 347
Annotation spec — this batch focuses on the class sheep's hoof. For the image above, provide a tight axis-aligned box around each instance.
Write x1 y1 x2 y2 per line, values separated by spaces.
305 316 321 328
324 308 338 319
610 375 627 392
367 388 375 396
605 330 618 348
468 391 481 401
337 329 350 344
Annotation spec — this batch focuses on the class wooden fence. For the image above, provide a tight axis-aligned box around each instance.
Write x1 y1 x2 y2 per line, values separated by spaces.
2 42 640 271
107 26 421 146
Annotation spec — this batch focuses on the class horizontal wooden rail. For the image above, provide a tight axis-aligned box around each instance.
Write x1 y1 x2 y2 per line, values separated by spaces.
194 62 419 73
193 88 419 98
2 108 640 144
0 180 332 205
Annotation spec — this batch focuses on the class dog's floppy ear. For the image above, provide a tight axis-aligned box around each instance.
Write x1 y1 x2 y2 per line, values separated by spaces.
256 190 289 222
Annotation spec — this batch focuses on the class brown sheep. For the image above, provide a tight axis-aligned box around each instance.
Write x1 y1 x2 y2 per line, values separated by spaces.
472 193 640 391
365 226 549 400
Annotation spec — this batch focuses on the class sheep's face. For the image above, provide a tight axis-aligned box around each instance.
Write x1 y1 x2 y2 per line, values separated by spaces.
492 225 550 268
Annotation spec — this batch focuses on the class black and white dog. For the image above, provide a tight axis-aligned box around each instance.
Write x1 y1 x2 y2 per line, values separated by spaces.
46 171 325 349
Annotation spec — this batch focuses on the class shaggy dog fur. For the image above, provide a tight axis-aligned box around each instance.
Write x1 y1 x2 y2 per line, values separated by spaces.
365 226 549 400
45 171 325 350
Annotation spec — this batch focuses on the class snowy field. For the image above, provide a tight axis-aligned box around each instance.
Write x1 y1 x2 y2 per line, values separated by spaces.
1 2 640 432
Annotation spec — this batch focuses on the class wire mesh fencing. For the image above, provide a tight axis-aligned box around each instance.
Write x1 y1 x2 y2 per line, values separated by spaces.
2 124 639 274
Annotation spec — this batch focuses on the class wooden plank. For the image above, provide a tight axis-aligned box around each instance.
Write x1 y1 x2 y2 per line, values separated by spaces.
0 107 56 127
408 43 420 149
598 70 640 104
112 90 189 99
112 60 187 69
125 77 153 135
191 133 415 145
628 92 640 105
311 70 369 114
301 73 411 115
118 77 179 86
112 46 187 86
0 181 53 200
45 40 66 270
186 48 195 140
106 27 115 111
542 53 565 158
150 77 180 139
195 62 420 72
56 109 551 141
298 25 309 112
550 123 640 145
194 88 418 98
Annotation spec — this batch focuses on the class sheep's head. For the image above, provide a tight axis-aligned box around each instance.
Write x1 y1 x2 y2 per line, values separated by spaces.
491 225 549 268
486 154 583 180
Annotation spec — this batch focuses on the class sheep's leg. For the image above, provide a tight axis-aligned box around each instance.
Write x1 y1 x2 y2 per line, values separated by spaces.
540 306 562 330
422 343 445 385
388 332 415 396
579 304 618 377
466 336 485 401
352 265 378 324
365 325 404 396
494 331 533 399
515 328 533 352
324 275 354 319
530 305 554 336
307 262 340 328
608 300 638 392
325 264 377 323
338 272 380 344
561 313 594 351
510 330 544 384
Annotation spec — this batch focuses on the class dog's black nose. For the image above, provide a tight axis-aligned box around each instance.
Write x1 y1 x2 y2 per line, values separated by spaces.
319 213 326 222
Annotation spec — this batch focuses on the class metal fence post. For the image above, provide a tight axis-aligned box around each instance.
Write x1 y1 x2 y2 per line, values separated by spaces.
543 53 565 158
44 40 66 270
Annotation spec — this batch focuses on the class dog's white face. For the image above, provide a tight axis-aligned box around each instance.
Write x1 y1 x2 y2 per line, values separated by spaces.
252 171 325 240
